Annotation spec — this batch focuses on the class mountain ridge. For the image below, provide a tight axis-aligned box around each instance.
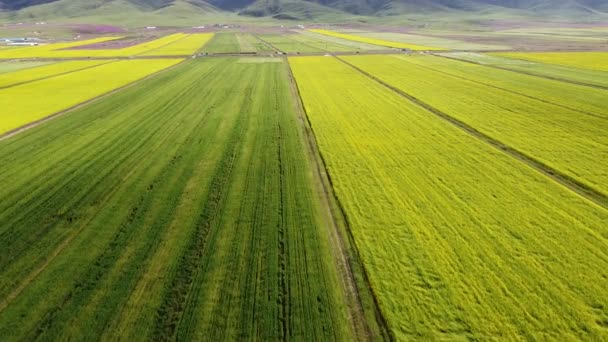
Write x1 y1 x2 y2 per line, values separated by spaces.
1 0 607 21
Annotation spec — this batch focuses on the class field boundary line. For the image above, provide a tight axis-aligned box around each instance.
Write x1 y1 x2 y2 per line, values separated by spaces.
397 55 608 121
0 58 187 142
285 57 394 341
434 53 608 91
0 59 118 90
337 56 608 210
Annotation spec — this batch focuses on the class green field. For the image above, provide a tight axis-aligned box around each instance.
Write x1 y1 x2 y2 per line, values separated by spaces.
257 34 326 53
0 58 365 340
290 55 608 340
1 20 608 341
341 54 608 198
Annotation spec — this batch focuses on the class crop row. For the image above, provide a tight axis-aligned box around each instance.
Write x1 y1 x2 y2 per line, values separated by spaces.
342 54 608 197
0 58 354 340
289 55 608 340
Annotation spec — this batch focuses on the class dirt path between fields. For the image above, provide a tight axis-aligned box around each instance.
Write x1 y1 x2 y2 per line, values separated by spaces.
337 56 608 211
0 59 187 142
284 57 393 341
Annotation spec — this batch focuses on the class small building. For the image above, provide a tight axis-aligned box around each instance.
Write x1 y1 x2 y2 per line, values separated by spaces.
1 37 41 46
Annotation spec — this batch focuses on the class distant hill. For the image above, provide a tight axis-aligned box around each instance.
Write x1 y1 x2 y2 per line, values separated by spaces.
1 0 607 22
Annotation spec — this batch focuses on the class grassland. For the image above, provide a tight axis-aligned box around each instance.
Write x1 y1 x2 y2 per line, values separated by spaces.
309 29 444 50
289 55 608 340
341 54 608 198
0 59 182 135
492 52 608 72
442 52 608 89
0 57 357 340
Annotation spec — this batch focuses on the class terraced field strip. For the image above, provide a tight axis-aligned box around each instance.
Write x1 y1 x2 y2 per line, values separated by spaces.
0 34 192 59
309 29 444 51
0 57 358 341
289 55 608 341
492 51 608 71
346 31 508 50
297 30 380 51
288 34 362 52
257 34 325 53
341 55 608 200
0 60 113 89
0 61 55 75
140 33 213 56
0 59 183 135
0 37 122 59
398 54 608 120
437 52 608 90
86 33 189 58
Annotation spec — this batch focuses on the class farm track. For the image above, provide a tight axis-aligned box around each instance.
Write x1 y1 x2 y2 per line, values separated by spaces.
398 56 608 121
285 57 392 341
337 56 608 210
0 59 186 142
434 53 608 91
0 60 117 90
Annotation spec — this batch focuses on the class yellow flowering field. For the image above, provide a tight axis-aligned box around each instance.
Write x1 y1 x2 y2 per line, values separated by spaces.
289 55 608 341
0 59 183 134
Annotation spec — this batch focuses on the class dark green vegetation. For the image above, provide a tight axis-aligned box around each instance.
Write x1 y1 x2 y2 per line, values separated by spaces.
0 58 363 340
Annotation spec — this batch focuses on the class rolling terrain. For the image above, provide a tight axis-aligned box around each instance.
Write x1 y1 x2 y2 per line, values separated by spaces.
1 0 608 22
1 25 607 341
